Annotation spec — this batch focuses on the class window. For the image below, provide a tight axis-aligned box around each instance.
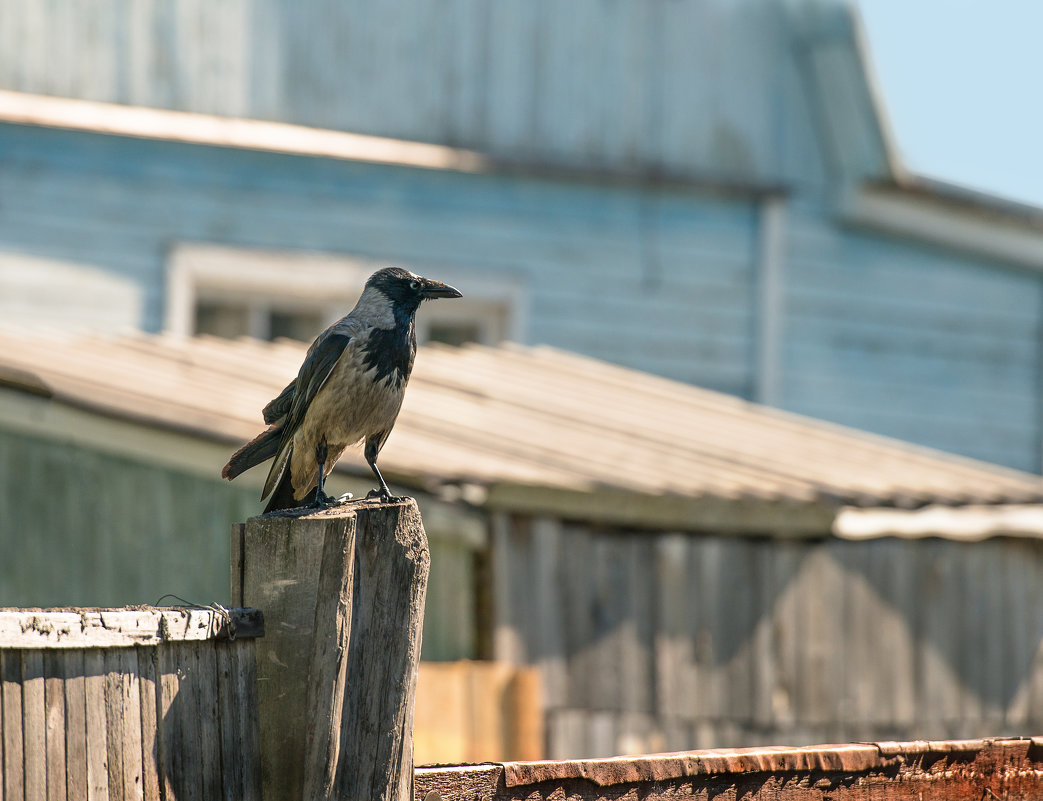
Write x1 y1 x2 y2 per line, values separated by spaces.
166 245 527 347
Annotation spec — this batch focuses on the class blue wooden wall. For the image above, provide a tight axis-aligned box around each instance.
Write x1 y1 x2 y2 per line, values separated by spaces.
0 123 763 399
784 207 1043 473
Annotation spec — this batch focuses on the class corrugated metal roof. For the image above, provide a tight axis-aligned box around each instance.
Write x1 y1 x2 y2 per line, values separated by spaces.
0 330 1040 516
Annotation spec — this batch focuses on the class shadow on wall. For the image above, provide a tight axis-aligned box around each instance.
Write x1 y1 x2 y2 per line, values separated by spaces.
159 640 260 797
511 526 1043 737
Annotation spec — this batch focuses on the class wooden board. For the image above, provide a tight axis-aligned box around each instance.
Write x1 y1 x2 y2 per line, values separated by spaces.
0 608 263 649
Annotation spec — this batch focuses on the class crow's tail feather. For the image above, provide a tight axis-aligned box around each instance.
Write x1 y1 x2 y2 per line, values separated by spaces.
221 425 282 481
263 466 316 513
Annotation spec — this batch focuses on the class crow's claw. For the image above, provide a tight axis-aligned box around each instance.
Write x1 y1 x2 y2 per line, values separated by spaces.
365 488 401 503
307 489 335 509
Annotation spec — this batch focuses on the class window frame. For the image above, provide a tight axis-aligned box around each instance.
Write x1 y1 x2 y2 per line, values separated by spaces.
165 244 529 346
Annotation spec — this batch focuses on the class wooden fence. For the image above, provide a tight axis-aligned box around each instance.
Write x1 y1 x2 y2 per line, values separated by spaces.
0 607 262 800
492 514 1043 757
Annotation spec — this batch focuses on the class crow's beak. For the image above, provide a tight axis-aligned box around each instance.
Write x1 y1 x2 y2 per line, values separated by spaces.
421 279 463 299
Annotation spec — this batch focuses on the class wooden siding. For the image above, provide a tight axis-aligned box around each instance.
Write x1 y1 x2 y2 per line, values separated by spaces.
0 428 478 661
0 124 763 399
0 0 837 187
492 515 1043 758
783 210 1043 473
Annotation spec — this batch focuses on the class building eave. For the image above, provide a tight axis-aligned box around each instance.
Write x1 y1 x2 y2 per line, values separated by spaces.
841 179 1043 270
0 90 787 197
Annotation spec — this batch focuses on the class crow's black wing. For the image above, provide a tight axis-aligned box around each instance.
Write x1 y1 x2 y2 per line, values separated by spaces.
262 380 296 424
261 331 353 500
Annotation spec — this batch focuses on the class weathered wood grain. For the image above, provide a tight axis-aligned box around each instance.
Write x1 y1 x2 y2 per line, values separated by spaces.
0 608 263 649
43 650 67 801
301 513 357 801
333 500 430 801
63 650 88 801
236 641 262 801
215 645 239 801
156 643 181 801
240 511 338 798
83 650 108 801
2 650 24 801
103 650 125 801
241 499 429 801
196 642 222 801
118 649 143 801
1 628 259 800
136 648 160 801
22 650 46 801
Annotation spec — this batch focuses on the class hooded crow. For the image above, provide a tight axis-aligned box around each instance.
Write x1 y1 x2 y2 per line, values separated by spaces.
221 267 462 512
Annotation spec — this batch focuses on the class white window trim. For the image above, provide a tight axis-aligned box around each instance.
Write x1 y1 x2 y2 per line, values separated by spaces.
165 243 530 344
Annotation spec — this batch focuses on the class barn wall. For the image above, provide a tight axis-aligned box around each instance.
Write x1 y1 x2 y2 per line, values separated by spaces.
783 211 1043 473
0 0 834 188
492 515 1043 758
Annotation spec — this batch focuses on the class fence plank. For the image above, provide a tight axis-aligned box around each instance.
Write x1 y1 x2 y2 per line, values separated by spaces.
117 649 142 801
3 650 24 801
23 650 46 801
83 650 108 801
621 537 654 716
873 540 917 728
917 539 963 730
102 650 124 801
490 513 524 665
43 651 67 801
216 645 243 801
157 644 180 801
194 642 221 801
563 525 595 711
532 517 566 708
653 533 692 723
586 534 622 712
62 651 87 801
236 642 262 801
750 540 778 728
690 537 724 720
136 649 160 801
792 545 838 727
769 541 805 733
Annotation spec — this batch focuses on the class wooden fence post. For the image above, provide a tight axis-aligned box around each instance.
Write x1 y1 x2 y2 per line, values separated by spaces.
232 499 430 801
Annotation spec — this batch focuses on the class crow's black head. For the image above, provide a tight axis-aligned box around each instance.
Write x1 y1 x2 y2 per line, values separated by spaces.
366 267 462 315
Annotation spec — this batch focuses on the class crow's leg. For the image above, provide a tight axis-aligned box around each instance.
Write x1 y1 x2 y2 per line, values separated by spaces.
310 435 334 508
363 434 398 502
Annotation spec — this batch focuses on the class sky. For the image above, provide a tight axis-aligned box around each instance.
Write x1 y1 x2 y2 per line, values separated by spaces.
852 0 1043 208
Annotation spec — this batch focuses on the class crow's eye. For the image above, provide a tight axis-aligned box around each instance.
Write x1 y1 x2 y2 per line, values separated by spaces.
409 280 421 291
